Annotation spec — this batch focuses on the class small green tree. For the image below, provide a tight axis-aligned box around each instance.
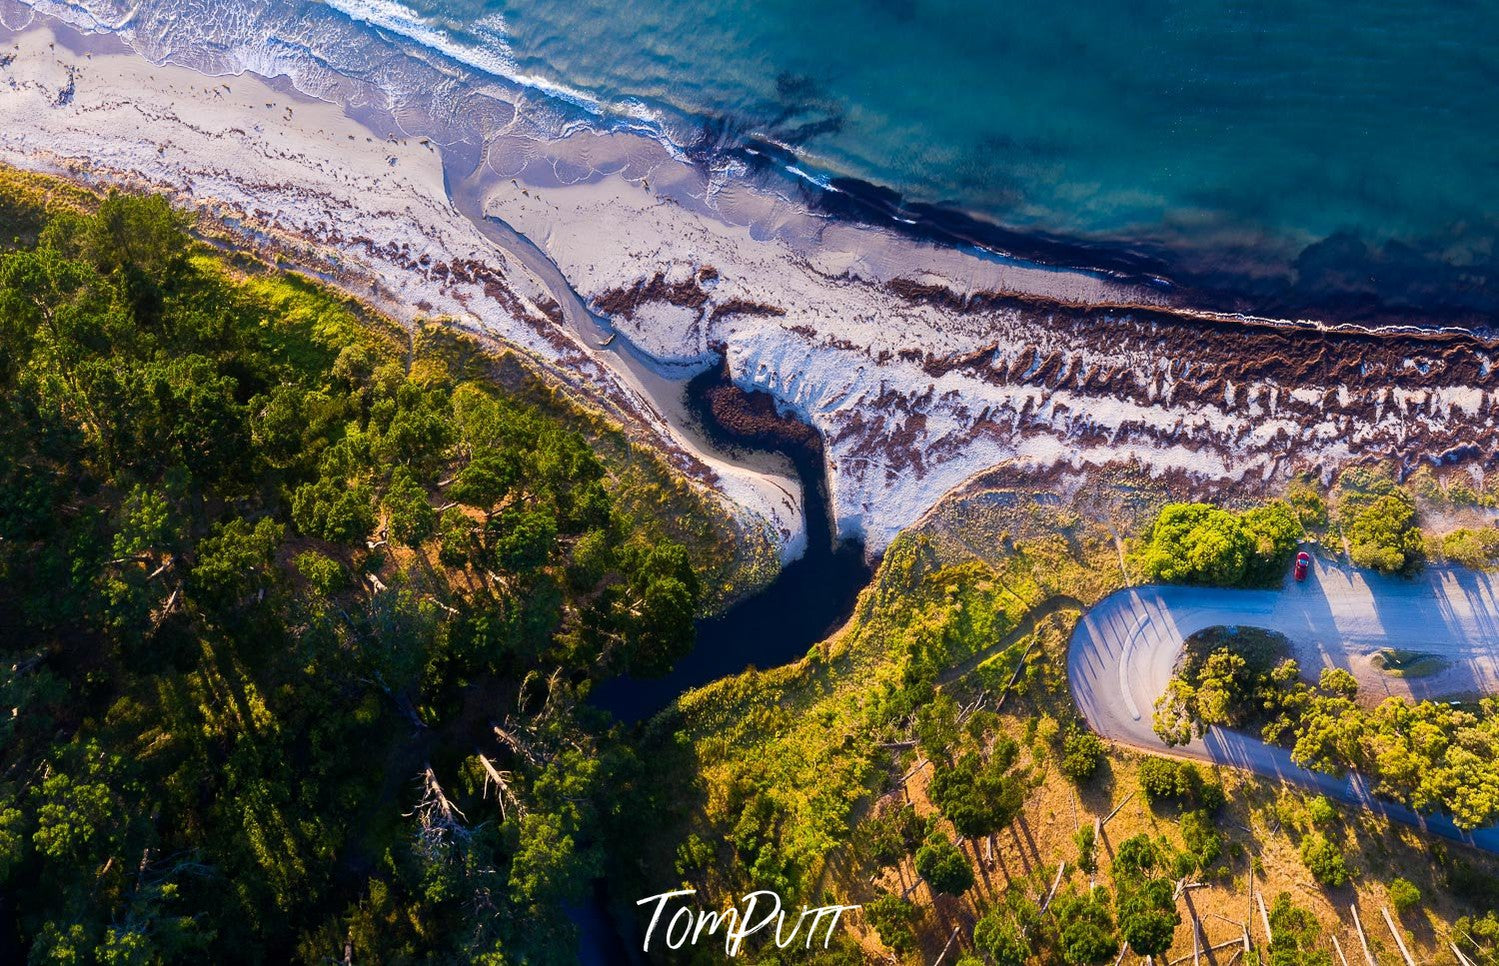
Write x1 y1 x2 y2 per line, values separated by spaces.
973 907 1030 966
930 746 1025 839
1305 795 1338 827
1111 835 1179 959
915 691 961 759
1137 758 1224 811
383 466 436 548
292 477 375 544
189 516 284 607
293 551 345 598
611 541 700 676
1060 727 1105 781
862 804 923 868
864 893 919 955
1117 877 1178 958
1053 887 1119 965
1075 823 1098 875
1299 832 1349 887
914 833 974 896
1179 810 1222 870
1266 892 1334 966
1388 877 1420 914
485 507 557 573
437 507 476 567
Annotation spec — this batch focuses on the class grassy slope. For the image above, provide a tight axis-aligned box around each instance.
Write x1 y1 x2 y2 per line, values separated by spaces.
643 465 1499 964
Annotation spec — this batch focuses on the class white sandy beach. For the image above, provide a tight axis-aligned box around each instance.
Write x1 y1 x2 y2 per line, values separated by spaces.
0 21 808 557
4 12 1499 560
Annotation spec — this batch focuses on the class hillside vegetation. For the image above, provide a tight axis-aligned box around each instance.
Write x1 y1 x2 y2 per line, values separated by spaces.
639 474 1499 964
0 178 754 962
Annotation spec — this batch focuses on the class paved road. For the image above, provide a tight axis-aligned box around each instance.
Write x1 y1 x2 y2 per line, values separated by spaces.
1068 557 1499 850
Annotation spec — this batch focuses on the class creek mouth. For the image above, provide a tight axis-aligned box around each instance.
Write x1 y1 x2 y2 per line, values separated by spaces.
589 358 874 724
442 158 874 723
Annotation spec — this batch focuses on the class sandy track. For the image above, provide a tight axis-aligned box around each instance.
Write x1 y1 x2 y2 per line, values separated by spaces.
1068 558 1499 850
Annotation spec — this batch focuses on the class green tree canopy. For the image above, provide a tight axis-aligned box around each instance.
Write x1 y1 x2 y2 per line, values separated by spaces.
1137 500 1302 587
914 832 974 896
1053 887 1120 965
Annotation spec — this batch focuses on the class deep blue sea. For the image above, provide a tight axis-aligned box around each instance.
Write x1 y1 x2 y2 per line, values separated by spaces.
26 0 1499 316
319 0 1499 318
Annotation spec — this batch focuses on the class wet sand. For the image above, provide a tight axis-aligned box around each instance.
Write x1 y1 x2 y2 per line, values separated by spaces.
5 9 1499 562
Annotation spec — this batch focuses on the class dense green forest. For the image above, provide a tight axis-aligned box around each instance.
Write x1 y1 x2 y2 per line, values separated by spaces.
0 183 737 962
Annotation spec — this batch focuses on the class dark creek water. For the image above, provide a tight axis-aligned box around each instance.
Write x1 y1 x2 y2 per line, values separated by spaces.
589 362 874 725
581 364 873 963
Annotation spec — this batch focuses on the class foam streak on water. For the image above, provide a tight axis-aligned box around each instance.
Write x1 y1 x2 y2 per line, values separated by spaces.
17 0 1499 320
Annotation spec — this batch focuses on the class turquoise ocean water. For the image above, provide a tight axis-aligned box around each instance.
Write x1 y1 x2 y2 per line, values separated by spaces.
366 0 1499 316
26 0 1499 316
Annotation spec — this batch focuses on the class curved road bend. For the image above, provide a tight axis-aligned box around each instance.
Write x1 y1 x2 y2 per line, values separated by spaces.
1068 557 1499 851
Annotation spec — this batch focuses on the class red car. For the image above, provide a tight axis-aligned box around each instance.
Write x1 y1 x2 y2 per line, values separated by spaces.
1293 551 1311 581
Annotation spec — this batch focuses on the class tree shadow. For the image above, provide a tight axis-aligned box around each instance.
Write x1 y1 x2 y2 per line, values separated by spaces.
966 836 998 895
1075 757 1120 818
1010 812 1046 875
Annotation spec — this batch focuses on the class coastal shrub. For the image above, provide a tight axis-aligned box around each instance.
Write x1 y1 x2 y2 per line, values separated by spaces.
1240 501 1304 582
1033 712 1061 751
1137 503 1250 585
1337 471 1423 574
1286 480 1330 531
1059 726 1106 781
1389 877 1421 914
1300 832 1350 887
1153 627 1294 746
1278 688 1499 833
1137 758 1224 812
1136 500 1301 588
1345 493 1422 573
864 893 920 955
914 832 974 895
1440 527 1499 569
